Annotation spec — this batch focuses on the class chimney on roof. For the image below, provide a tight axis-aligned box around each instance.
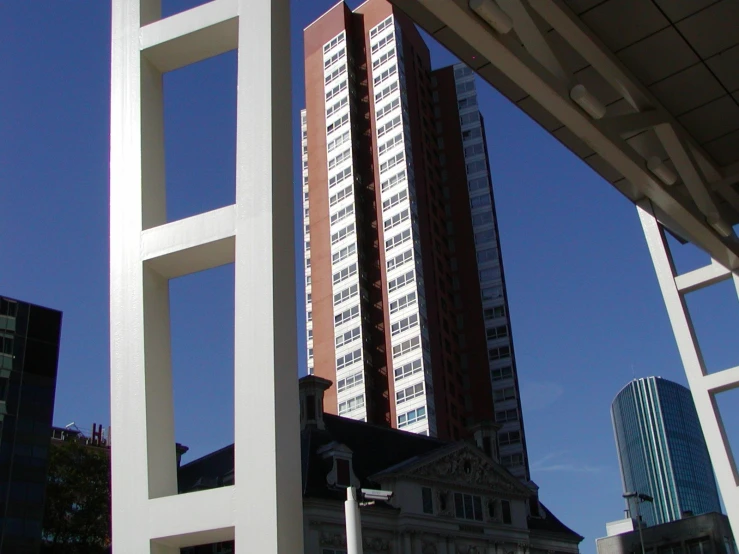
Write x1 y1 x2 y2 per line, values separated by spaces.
176 443 189 468
299 375 333 431
469 420 501 462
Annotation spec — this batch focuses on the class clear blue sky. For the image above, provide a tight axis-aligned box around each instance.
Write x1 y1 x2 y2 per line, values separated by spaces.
1 1 737 552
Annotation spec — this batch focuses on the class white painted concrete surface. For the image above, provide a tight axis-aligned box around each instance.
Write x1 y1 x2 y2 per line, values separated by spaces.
110 0 302 551
638 200 739 535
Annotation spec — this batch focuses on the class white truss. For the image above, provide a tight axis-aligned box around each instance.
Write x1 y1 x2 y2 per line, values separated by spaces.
109 0 302 551
638 199 739 534
392 0 739 269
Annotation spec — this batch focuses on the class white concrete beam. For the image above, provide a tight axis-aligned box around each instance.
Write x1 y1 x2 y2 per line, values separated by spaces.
675 260 733 294
140 0 239 73
497 0 568 84
654 124 722 222
141 205 236 279
702 366 739 395
527 0 651 111
149 487 236 547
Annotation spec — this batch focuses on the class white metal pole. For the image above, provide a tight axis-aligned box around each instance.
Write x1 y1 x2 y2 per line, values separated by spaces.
345 487 364 554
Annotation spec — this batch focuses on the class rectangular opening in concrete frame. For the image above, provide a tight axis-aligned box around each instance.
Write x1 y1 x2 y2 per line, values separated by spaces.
161 0 213 19
170 263 235 492
181 539 235 553
665 231 712 276
684 279 739 374
714 387 739 486
163 50 237 223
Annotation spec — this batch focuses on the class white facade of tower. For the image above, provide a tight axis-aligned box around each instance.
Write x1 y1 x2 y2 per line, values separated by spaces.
109 0 303 551
302 109 314 375
323 30 371 423
369 15 437 437
454 65 527 479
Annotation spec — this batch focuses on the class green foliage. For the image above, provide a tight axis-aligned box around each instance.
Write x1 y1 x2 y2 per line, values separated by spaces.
42 440 111 553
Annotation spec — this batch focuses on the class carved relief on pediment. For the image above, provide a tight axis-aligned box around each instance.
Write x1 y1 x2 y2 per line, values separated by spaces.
410 449 518 494
363 536 390 552
319 532 346 547
421 540 438 554
456 545 482 554
435 488 454 517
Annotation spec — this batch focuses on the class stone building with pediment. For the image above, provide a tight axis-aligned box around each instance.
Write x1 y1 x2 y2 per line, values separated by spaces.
179 376 582 554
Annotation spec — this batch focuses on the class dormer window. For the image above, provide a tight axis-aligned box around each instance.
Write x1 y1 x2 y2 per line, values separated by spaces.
336 458 350 487
299 375 332 430
306 395 316 420
319 441 359 489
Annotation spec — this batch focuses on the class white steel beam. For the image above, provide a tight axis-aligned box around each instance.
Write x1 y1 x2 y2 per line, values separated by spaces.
637 199 739 535
110 0 302 551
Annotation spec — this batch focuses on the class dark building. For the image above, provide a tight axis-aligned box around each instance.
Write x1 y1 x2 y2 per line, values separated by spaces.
301 0 529 480
0 295 62 553
612 377 721 526
596 512 735 554
178 376 581 554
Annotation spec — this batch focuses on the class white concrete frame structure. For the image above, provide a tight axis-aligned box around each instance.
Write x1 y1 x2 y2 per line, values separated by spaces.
638 199 739 534
109 0 302 551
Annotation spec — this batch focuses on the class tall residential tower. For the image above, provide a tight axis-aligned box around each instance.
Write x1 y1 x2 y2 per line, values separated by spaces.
301 0 529 479
612 376 721 526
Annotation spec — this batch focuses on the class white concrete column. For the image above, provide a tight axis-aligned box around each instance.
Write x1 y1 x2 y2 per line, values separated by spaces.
638 199 739 535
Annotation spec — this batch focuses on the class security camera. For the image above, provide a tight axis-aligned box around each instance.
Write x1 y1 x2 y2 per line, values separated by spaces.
361 488 393 502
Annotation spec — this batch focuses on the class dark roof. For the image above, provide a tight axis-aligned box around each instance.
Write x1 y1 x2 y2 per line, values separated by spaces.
529 503 585 542
302 413 447 500
178 413 581 542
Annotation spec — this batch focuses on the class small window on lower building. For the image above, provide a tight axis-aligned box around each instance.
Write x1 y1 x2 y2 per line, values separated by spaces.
686 539 711 554
422 487 433 514
454 493 483 521
501 499 512 524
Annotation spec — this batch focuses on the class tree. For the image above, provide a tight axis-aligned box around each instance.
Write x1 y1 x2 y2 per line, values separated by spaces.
42 439 111 553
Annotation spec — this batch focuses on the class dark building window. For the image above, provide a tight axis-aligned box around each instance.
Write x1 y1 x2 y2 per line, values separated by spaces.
336 459 350 487
482 437 493 458
502 499 512 524
306 396 316 420
421 487 433 514
454 493 483 521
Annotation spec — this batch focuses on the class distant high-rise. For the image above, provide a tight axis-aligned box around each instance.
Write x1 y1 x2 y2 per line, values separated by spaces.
301 0 529 479
0 295 62 552
612 376 721 526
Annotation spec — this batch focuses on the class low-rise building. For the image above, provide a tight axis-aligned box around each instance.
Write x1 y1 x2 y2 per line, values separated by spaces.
596 512 735 554
179 376 582 554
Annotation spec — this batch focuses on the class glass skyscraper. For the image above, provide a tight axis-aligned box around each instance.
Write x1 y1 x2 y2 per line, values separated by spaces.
0 296 62 553
612 376 721 526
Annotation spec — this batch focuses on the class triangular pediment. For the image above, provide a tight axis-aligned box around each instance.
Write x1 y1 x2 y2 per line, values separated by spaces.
371 443 531 498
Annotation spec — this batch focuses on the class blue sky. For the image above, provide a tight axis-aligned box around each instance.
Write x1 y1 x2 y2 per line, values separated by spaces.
1 1 737 552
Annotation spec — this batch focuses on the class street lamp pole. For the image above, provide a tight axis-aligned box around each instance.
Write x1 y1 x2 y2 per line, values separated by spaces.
623 492 653 554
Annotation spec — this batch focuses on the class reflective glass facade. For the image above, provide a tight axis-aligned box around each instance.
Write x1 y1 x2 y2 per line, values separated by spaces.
612 377 721 526
0 296 62 553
